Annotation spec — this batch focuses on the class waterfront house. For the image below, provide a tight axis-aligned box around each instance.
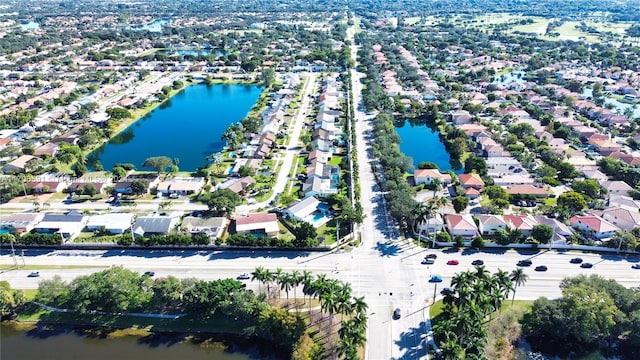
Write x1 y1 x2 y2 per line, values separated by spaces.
67 182 110 194
156 177 205 196
235 212 279 238
219 176 255 195
86 213 135 234
414 169 452 186
504 184 550 198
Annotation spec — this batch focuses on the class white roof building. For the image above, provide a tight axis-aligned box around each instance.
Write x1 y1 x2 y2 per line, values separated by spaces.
86 213 135 234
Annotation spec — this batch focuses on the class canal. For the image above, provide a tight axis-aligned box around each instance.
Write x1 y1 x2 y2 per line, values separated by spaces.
88 83 263 172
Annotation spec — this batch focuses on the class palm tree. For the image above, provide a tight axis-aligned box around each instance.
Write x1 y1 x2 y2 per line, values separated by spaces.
431 178 443 198
351 296 368 317
251 266 266 294
337 291 352 324
494 269 513 299
290 270 302 312
274 267 284 297
510 268 528 305
279 273 294 305
264 268 275 298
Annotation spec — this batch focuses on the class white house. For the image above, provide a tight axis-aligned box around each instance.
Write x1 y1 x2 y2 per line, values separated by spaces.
417 213 444 236
414 169 452 186
34 210 89 241
284 197 321 222
569 215 620 240
476 214 507 236
86 213 135 234
600 207 640 231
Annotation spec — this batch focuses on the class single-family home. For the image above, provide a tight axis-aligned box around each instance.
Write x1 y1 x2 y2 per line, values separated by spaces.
219 176 256 195
600 180 633 196
417 213 445 237
2 155 39 173
459 173 485 191
505 184 550 198
444 213 478 238
504 214 538 235
33 142 60 157
26 181 66 194
181 216 227 240
86 213 135 234
608 194 640 211
132 216 179 237
600 207 640 231
569 215 620 240
450 110 473 125
476 214 508 236
0 213 44 234
235 212 279 238
534 215 574 243
34 210 89 241
284 196 321 222
67 182 110 194
414 169 452 186
156 177 206 196
492 174 535 187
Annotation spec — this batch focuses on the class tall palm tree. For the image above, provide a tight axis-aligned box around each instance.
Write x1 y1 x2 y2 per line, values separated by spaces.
274 267 284 297
264 268 275 298
510 268 528 305
431 178 443 198
290 270 302 312
337 291 352 324
251 266 266 294
279 273 294 305
494 269 513 299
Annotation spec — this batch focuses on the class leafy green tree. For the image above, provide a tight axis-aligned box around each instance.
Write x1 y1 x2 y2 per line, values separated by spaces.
201 188 243 216
531 224 554 244
295 221 317 244
464 156 488 176
106 107 132 119
452 196 469 213
238 165 256 177
142 156 173 173
112 166 127 180
557 191 587 214
130 179 149 195
82 183 98 197
570 179 604 199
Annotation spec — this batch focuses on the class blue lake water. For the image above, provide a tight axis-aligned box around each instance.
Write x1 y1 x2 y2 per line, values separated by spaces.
19 21 40 31
88 83 263 172
492 71 526 85
395 120 462 173
125 19 169 33
582 88 640 118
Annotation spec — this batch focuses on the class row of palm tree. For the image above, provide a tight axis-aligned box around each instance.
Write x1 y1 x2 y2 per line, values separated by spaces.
434 266 528 359
413 195 447 246
251 267 369 359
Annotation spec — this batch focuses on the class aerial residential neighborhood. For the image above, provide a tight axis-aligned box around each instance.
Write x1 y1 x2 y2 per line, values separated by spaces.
3 0 640 360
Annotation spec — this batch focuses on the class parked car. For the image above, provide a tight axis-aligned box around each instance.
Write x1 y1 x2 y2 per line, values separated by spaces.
393 308 402 320
534 265 548 272
471 259 484 266
237 273 251 280
27 271 40 277
429 275 443 283
425 254 438 259
570 257 583 264
440 287 454 296
580 262 593 269
421 258 435 265
446 259 459 265
517 259 532 267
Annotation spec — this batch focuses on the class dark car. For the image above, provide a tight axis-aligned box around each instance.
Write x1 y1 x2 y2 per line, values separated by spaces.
27 271 40 277
236 273 251 280
393 308 402 320
517 259 533 267
421 258 435 265
632 264 640 269
429 275 443 283
535 265 548 272
425 254 438 259
440 287 454 296
580 262 593 268
570 257 583 264
471 259 484 266
143 271 155 277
